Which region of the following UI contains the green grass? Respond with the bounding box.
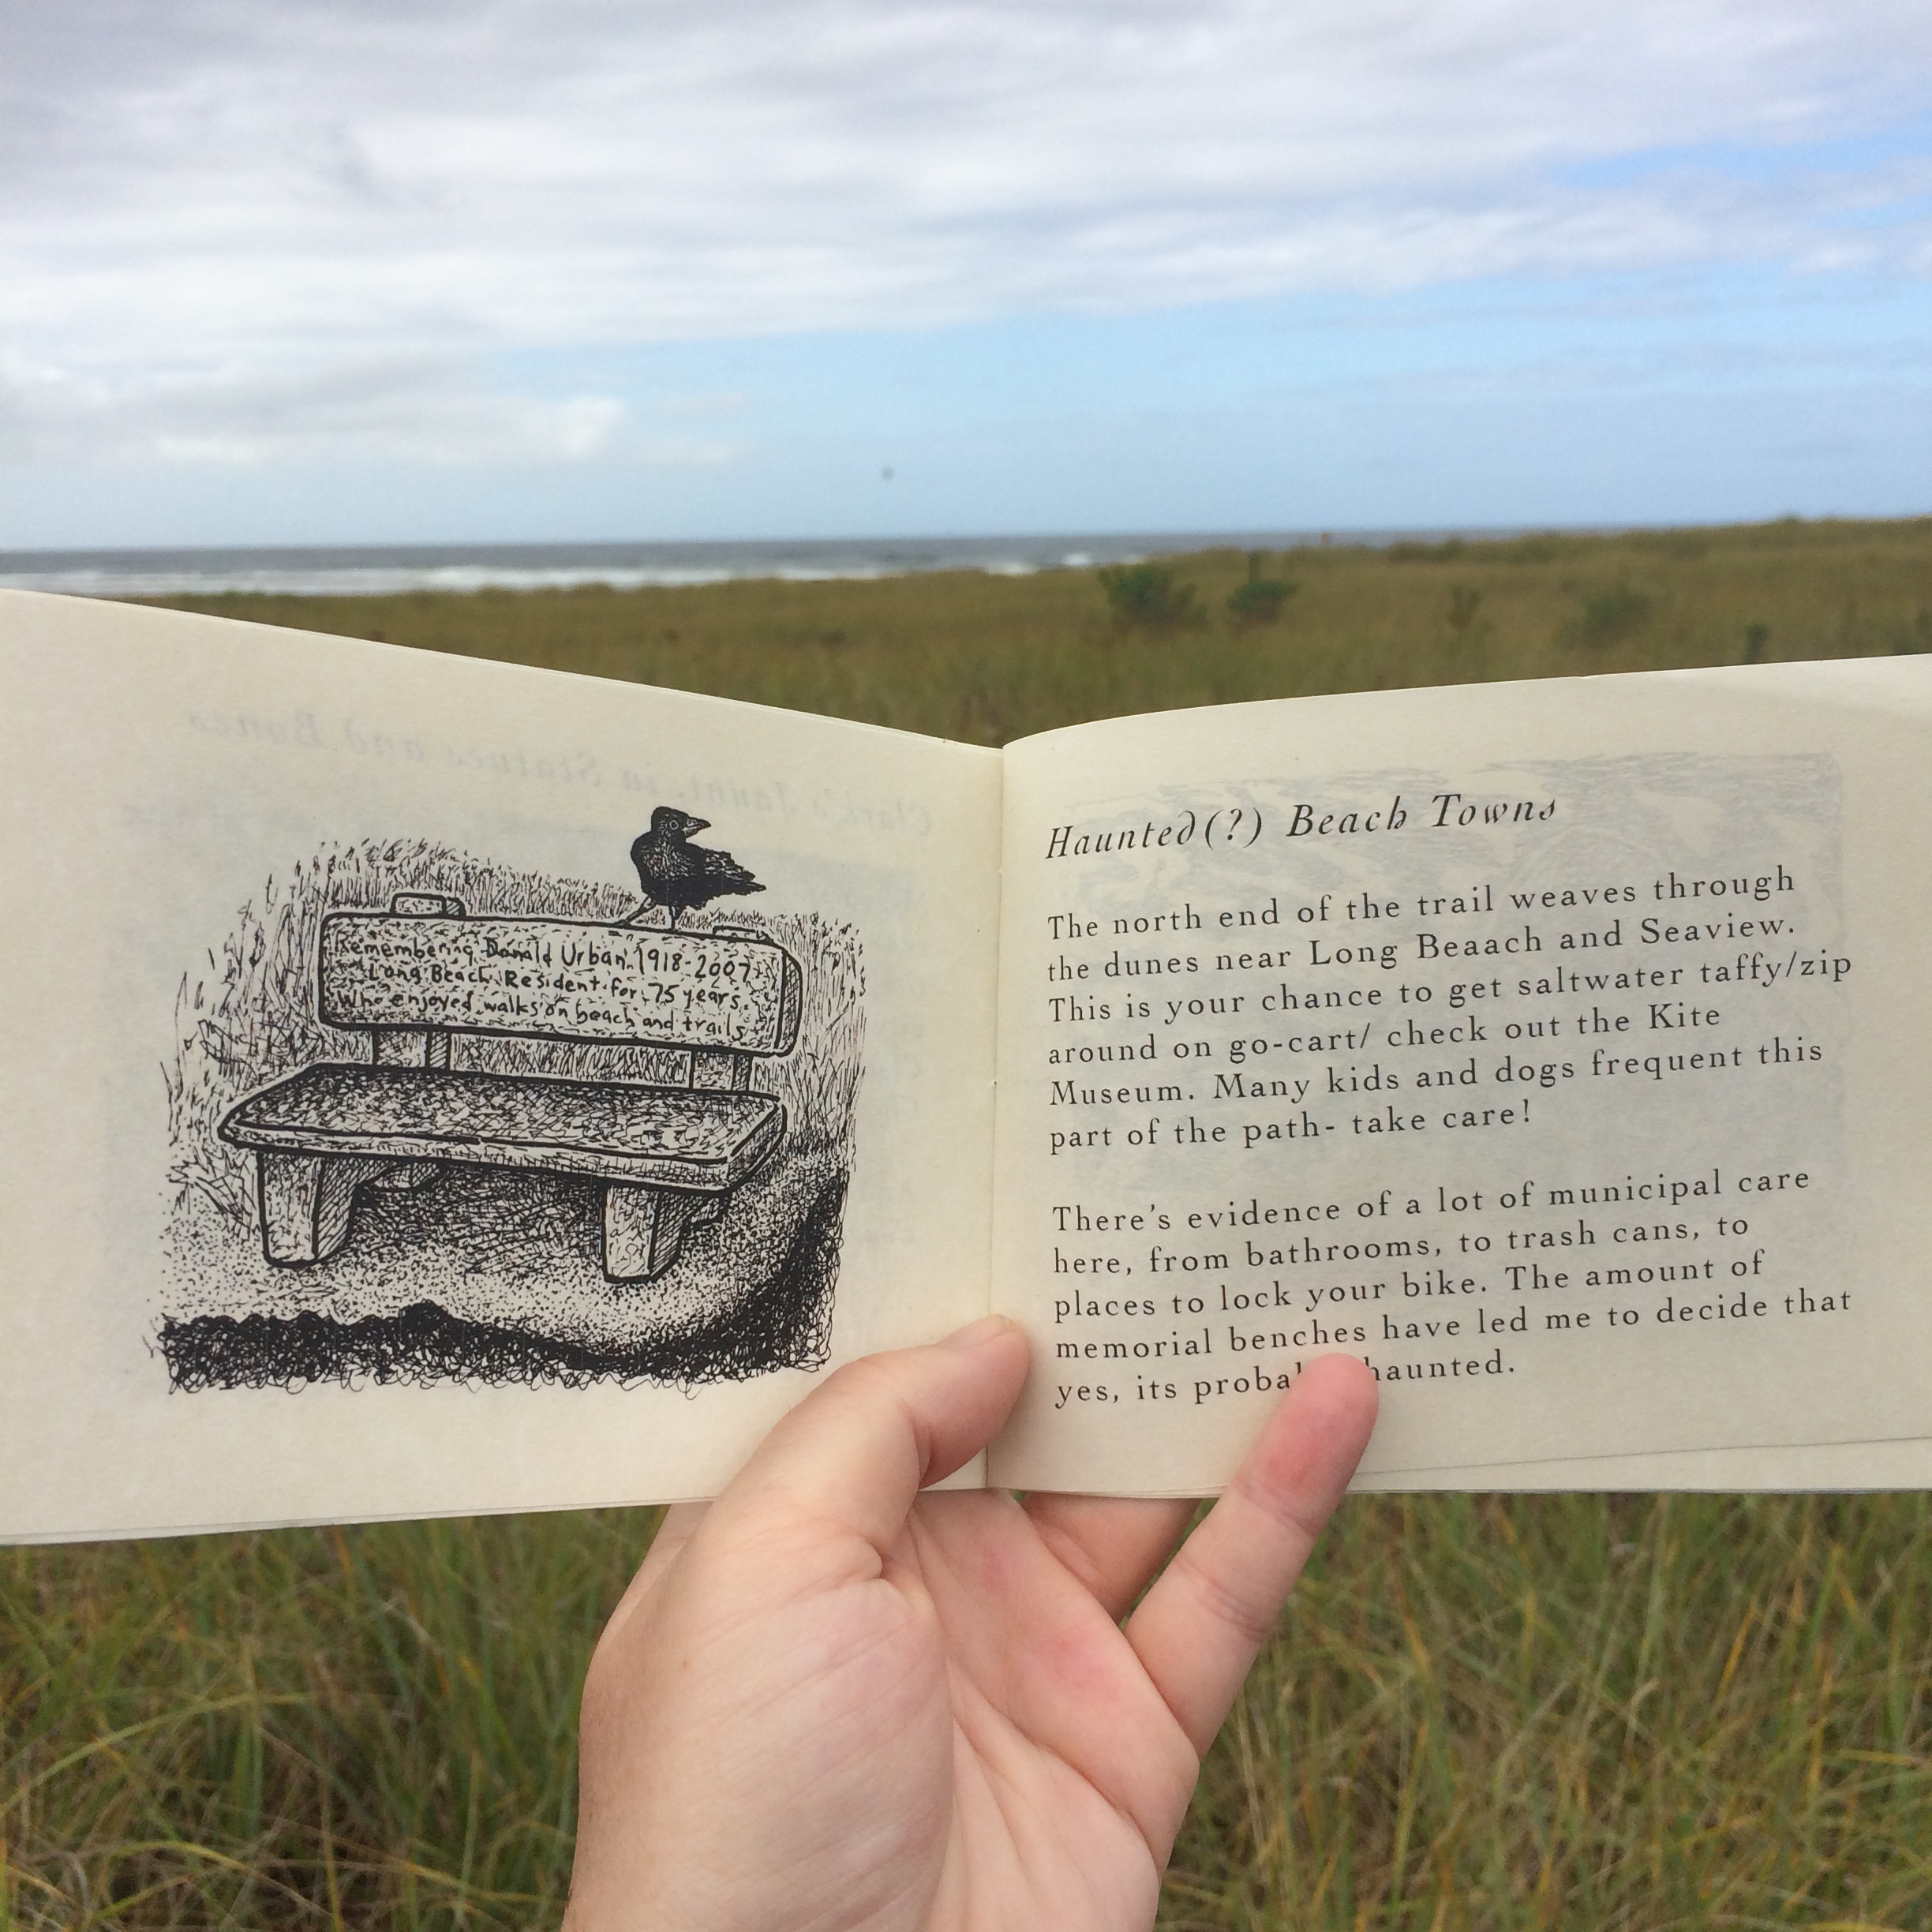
[8,515,1932,1927]
[133,514,1932,745]
[4,1517,638,1928]
[1177,1493,1932,1927]
[9,1498,1930,1928]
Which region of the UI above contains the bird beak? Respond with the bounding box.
[685,815,710,832]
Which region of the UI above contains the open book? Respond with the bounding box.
[3,589,1928,1543]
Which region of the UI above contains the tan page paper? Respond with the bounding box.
[0,592,1002,1542]
[989,658,1932,1493]
[1350,1436,1932,1493]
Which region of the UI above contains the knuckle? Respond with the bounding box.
[1172,1543,1276,1649]
[1229,1464,1328,1552]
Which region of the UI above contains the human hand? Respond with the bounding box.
[564,1318,1377,1932]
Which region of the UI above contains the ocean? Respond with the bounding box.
[0,530,1425,600]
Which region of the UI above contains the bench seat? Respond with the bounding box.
[220,1064,785,1279]
[223,1063,784,1189]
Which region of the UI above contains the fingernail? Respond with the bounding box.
[942,1314,1017,1352]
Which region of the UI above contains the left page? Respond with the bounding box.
[0,591,1002,1542]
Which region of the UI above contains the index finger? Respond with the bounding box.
[1024,1492,1196,1619]
[706,1315,1030,1562]
[598,1500,710,1645]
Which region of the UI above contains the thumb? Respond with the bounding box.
[706,1316,1031,1560]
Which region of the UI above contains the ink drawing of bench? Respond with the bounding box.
[219,893,803,1282]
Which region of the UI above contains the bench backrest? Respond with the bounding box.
[319,897,801,1058]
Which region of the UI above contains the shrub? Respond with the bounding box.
[1095,561,1206,635]
[1223,552,1297,631]
[1568,583,1654,647]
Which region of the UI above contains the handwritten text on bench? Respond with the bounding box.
[320,917,792,1051]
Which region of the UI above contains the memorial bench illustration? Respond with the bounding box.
[219,893,803,1281]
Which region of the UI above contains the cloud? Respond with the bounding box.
[2,0,1930,469]
[0,350,628,466]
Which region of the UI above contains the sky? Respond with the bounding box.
[3,0,1931,548]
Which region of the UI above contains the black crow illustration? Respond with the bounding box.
[628,807,764,928]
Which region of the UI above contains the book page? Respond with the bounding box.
[1350,1436,1932,1493]
[0,591,1001,1542]
[989,657,1932,1494]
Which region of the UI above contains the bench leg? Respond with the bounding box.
[602,1185,705,1281]
[256,1152,384,1266]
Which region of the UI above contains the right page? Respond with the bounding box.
[989,657,1932,1494]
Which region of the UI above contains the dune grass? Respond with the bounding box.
[10,1494,1930,1928]
[7,515,1932,1927]
[136,515,1932,746]
[4,1515,634,1928]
